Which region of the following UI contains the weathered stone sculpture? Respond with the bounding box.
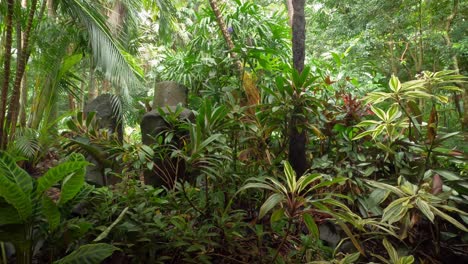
[140,81,193,187]
[84,94,123,142]
[83,94,123,185]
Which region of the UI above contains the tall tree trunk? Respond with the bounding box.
[47,0,55,17]
[18,74,28,127]
[442,0,466,133]
[292,0,305,73]
[417,0,424,73]
[208,0,243,73]
[5,0,39,145]
[107,0,126,35]
[208,0,259,109]
[286,0,293,26]
[0,0,15,149]
[18,0,28,127]
[289,0,308,176]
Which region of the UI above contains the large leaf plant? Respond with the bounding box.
[0,151,114,264]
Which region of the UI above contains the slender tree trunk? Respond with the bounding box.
[292,0,305,73]
[208,0,259,108]
[289,0,308,176]
[286,0,294,26]
[388,40,399,75]
[47,0,55,17]
[18,0,28,127]
[208,0,243,73]
[442,0,466,134]
[6,0,39,145]
[107,0,126,35]
[0,0,15,148]
[417,0,424,73]
[19,75,28,127]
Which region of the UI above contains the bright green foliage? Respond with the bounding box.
[371,239,415,264]
[0,0,466,263]
[238,160,348,219]
[367,177,468,234]
[0,152,90,264]
[54,243,118,264]
[309,252,360,264]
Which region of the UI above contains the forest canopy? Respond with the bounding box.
[0,0,467,263]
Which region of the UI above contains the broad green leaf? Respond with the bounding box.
[283,161,297,192]
[270,208,285,224]
[382,239,399,264]
[341,252,360,264]
[434,95,449,103]
[0,175,32,221]
[372,125,386,139]
[58,53,83,80]
[259,193,283,219]
[59,165,86,206]
[369,188,390,206]
[434,132,460,144]
[438,85,463,92]
[315,198,353,213]
[353,130,375,140]
[404,91,432,99]
[197,134,222,152]
[430,205,468,232]
[415,198,434,223]
[382,197,412,224]
[54,243,118,264]
[303,213,319,240]
[0,152,33,195]
[42,196,61,231]
[436,204,468,216]
[389,75,401,93]
[336,219,366,257]
[400,181,417,195]
[365,180,406,197]
[386,105,400,122]
[265,177,288,195]
[85,111,96,128]
[371,105,386,121]
[297,173,322,193]
[355,120,380,127]
[364,92,392,104]
[236,182,275,194]
[433,170,460,181]
[140,145,154,157]
[307,177,347,194]
[400,256,415,264]
[37,161,89,194]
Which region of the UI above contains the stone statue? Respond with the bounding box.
[83,94,123,185]
[140,81,194,187]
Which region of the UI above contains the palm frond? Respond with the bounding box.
[62,0,144,101]
[8,128,41,160]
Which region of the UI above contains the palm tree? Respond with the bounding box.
[3,0,147,134]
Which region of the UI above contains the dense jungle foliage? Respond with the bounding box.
[0,0,467,263]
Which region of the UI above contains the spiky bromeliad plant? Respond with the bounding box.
[0,152,117,264]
